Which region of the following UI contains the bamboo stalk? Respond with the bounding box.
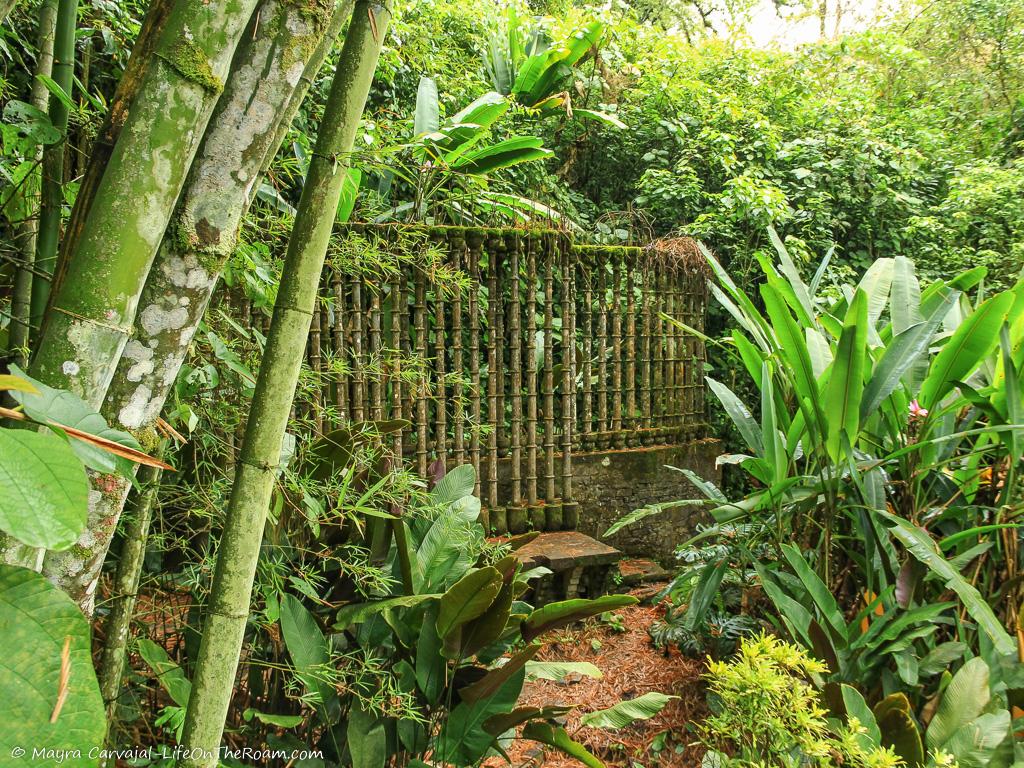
[434,252,448,467]
[486,237,500,512]
[414,266,429,478]
[509,233,523,509]
[177,6,390,761]
[369,287,383,421]
[390,271,403,457]
[580,251,593,451]
[543,234,556,505]
[451,233,466,464]
[468,232,483,497]
[641,263,653,442]
[597,261,609,439]
[611,258,624,446]
[525,235,539,509]
[560,240,575,527]
[625,259,637,442]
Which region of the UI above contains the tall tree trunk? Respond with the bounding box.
[52,0,176,278]
[26,0,261,409]
[0,0,19,26]
[37,0,354,613]
[28,0,77,343]
[176,5,391,763]
[8,0,58,364]
[96,463,162,718]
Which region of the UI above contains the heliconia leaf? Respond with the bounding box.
[430,464,477,505]
[451,136,552,175]
[279,594,335,711]
[521,595,638,642]
[579,692,678,729]
[781,544,846,642]
[436,567,503,645]
[860,287,958,420]
[823,290,868,460]
[925,657,990,749]
[840,684,880,749]
[857,258,894,327]
[413,76,439,137]
[880,512,1015,656]
[919,290,1014,410]
[525,660,603,682]
[573,108,626,129]
[137,639,191,707]
[459,644,541,702]
[521,722,604,768]
[685,558,729,629]
[484,705,573,736]
[334,594,441,630]
[706,377,763,455]
[891,256,923,336]
[805,327,833,379]
[768,225,815,326]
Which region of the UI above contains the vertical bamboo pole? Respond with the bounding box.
[625,257,637,445]
[560,239,576,529]
[451,232,466,465]
[414,267,429,478]
[653,270,665,434]
[468,232,484,498]
[369,288,383,421]
[664,271,677,437]
[351,273,366,421]
[542,233,559,530]
[434,250,448,469]
[640,262,654,444]
[525,235,540,526]
[509,233,524,513]
[332,270,348,421]
[310,303,323,432]
[580,251,594,451]
[597,261,609,444]
[390,271,403,458]
[486,238,500,531]
[611,258,624,448]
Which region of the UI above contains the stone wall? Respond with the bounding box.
[482,437,720,562]
[571,439,720,561]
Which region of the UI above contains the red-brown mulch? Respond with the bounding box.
[487,589,708,767]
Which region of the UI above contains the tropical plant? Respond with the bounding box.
[700,633,904,767]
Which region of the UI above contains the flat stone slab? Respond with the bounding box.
[617,558,669,585]
[513,531,622,572]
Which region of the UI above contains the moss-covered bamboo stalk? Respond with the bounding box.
[27,0,262,407]
[8,0,58,363]
[176,7,390,762]
[28,0,77,340]
[36,0,353,609]
[97,464,162,717]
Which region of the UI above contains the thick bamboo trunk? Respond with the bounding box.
[28,0,77,342]
[96,464,162,717]
[36,0,353,613]
[8,0,58,363]
[26,0,260,408]
[177,5,391,763]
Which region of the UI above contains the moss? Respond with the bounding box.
[128,424,162,456]
[159,38,223,93]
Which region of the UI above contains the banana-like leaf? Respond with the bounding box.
[452,136,552,175]
[280,594,335,711]
[685,558,729,629]
[525,660,603,681]
[579,692,677,729]
[891,256,923,336]
[521,722,604,768]
[459,644,541,703]
[768,225,816,326]
[484,705,574,736]
[348,700,387,768]
[925,657,991,749]
[823,290,868,459]
[414,76,439,137]
[861,287,958,420]
[841,684,881,747]
[881,513,1015,656]
[521,595,638,642]
[857,258,895,328]
[335,594,441,630]
[919,290,1014,409]
[437,567,503,646]
[573,108,626,129]
[430,464,477,505]
[874,693,925,767]
[706,377,763,455]
[781,544,847,642]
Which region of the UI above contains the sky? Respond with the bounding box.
[741,0,897,48]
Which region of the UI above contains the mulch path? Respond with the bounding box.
[488,588,708,767]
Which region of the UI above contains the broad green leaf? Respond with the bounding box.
[459,577,515,657]
[521,722,604,768]
[452,136,552,175]
[334,594,441,630]
[706,377,762,455]
[525,660,602,682]
[137,639,191,707]
[336,167,361,223]
[436,567,503,646]
[781,544,846,641]
[413,76,439,137]
[430,464,477,505]
[459,643,540,702]
[9,365,142,477]
[348,700,387,768]
[806,327,833,379]
[521,595,638,642]
[243,709,303,728]
[841,684,880,748]
[881,513,1015,656]
[891,256,923,336]
[279,594,335,711]
[484,705,574,736]
[857,258,894,327]
[919,291,1014,409]
[685,558,728,629]
[926,657,990,749]
[824,290,868,459]
[0,427,88,550]
[0,565,105,765]
[573,108,626,129]
[436,667,525,764]
[768,225,815,325]
[579,692,677,729]
[861,288,958,419]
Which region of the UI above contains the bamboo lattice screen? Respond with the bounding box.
[300,225,708,534]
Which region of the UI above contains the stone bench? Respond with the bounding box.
[509,530,622,603]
